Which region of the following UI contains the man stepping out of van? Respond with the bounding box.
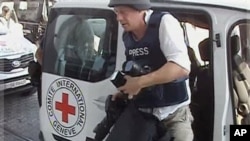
[109,0,194,140]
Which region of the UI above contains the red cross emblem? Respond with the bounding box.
[56,93,76,123]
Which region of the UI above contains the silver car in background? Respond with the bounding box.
[0,3,37,95]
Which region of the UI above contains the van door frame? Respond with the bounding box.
[209,7,250,141]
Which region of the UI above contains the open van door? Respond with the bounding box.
[40,0,250,141]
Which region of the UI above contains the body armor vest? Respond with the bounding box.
[123,12,188,108]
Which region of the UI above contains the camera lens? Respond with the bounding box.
[124,60,134,72]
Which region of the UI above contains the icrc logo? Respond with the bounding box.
[46,78,86,137]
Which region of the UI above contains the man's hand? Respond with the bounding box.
[117,75,142,99]
[35,46,43,65]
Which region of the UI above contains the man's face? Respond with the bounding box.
[114,6,143,32]
[2,8,11,18]
[5,10,11,18]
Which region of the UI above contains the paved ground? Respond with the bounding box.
[0,91,40,141]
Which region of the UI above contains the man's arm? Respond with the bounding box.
[138,61,189,88]
[35,46,43,65]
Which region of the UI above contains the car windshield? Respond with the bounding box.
[15,1,41,22]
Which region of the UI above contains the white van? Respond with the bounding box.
[40,0,250,141]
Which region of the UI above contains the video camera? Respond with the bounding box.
[110,60,152,88]
[93,60,153,141]
[122,60,152,77]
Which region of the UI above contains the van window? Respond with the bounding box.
[229,21,250,125]
[43,8,118,82]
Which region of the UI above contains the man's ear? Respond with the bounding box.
[141,11,147,24]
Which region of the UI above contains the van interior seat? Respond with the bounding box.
[198,39,211,63]
[54,16,81,76]
[231,35,250,124]
[55,16,96,80]
[187,46,201,93]
[243,47,250,63]
[191,38,214,141]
